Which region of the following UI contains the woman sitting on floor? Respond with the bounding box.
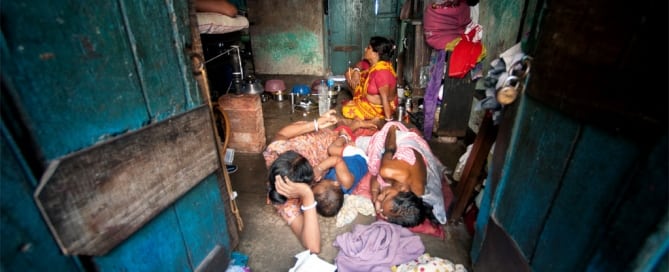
[342,36,399,121]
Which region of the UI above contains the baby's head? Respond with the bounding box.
[311,179,344,217]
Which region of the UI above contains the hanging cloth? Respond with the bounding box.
[448,24,484,78]
[422,50,446,140]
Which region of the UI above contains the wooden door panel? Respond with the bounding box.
[328,0,399,76]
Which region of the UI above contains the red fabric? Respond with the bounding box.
[464,205,478,236]
[409,219,445,239]
[356,60,371,70]
[353,127,378,137]
[334,125,356,142]
[351,172,372,200]
[448,35,483,78]
[423,4,471,50]
[375,215,445,239]
[366,69,397,95]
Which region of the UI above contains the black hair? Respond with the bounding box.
[267,151,314,204]
[369,36,396,62]
[313,180,344,217]
[385,191,438,227]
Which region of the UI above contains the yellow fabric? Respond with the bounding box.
[342,61,397,120]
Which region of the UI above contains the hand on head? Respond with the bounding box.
[275,175,312,200]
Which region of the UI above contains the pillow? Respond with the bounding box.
[197,12,249,34]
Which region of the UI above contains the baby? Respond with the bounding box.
[311,128,369,217]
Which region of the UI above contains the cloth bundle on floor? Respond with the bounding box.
[333,221,424,272]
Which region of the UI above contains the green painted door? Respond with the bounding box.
[327,0,401,75]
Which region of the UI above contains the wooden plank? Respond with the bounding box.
[34,105,220,256]
[1,0,149,160]
[0,132,80,271]
[437,72,476,137]
[492,96,580,255]
[121,0,196,120]
[449,110,497,222]
[531,126,644,270]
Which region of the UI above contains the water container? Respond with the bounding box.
[318,80,329,115]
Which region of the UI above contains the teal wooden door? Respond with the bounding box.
[1,0,234,270]
[471,0,668,271]
[327,0,401,75]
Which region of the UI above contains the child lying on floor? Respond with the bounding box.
[311,127,369,217]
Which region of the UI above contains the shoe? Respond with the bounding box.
[226,164,238,174]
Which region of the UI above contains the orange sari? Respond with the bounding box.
[342,61,397,120]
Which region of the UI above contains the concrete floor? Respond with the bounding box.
[225,75,472,271]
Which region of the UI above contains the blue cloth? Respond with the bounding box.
[323,154,368,194]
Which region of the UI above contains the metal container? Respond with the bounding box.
[405,97,413,112]
[272,90,288,101]
[396,105,406,122]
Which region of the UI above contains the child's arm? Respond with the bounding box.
[314,156,339,181]
[333,157,355,190]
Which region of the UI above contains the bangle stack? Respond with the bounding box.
[301,201,318,211]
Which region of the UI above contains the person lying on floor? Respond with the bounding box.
[310,127,369,217]
[264,110,378,253]
[363,122,450,228]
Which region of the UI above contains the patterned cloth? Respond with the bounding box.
[263,129,338,224]
[342,61,398,120]
[392,253,467,272]
[335,194,375,227]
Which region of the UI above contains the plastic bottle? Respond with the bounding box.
[327,78,335,105]
[318,79,329,115]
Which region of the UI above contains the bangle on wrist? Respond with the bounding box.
[353,68,360,72]
[313,119,319,132]
[301,201,318,211]
[339,134,350,143]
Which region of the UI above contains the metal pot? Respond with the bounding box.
[241,79,264,95]
[272,90,288,101]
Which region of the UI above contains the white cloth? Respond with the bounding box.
[289,250,336,272]
[197,12,249,34]
[335,194,375,227]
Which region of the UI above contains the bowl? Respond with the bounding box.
[265,79,286,93]
[291,84,311,95]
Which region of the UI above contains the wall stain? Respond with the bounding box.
[253,27,322,74]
